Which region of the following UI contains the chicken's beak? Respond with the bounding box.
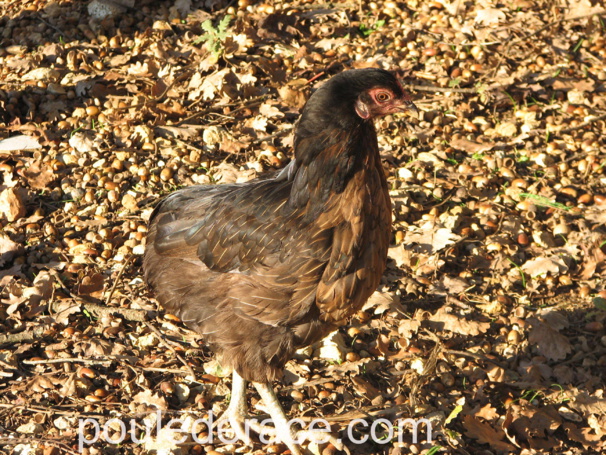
[398,100,419,119]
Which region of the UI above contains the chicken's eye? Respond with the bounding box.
[376,91,391,102]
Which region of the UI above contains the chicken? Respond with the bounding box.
[143,68,417,454]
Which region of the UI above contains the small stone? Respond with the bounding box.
[132,244,145,255]
[121,193,138,211]
[495,122,517,137]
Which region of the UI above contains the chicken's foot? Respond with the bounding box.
[213,370,253,446]
[253,381,350,455]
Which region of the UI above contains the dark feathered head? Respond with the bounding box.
[296,68,417,138]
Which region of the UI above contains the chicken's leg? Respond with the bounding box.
[252,382,350,455]
[214,370,253,445]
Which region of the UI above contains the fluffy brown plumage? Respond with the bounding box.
[144,68,416,452]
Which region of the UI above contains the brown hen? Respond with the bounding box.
[144,68,417,453]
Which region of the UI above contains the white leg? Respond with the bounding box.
[214,370,253,445]
[253,382,349,455]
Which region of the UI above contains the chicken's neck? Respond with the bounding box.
[287,120,383,216]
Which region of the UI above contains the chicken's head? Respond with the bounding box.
[352,73,418,120]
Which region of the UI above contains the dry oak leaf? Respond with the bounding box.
[427,307,490,336]
[563,422,602,449]
[0,233,21,267]
[0,264,22,286]
[536,309,569,330]
[22,271,54,309]
[154,124,203,140]
[398,318,422,339]
[0,188,26,222]
[68,131,95,153]
[317,330,347,363]
[404,221,460,255]
[507,404,562,451]
[578,234,606,280]
[463,415,515,453]
[362,290,400,315]
[0,135,42,152]
[278,84,307,109]
[470,403,500,421]
[521,256,568,278]
[20,160,57,190]
[133,389,168,411]
[569,390,606,417]
[189,68,229,101]
[495,121,518,137]
[78,272,105,298]
[430,274,470,295]
[351,375,381,400]
[51,299,82,326]
[527,319,572,361]
[476,299,505,316]
[568,0,605,18]
[258,102,284,118]
[387,244,414,268]
[450,137,495,154]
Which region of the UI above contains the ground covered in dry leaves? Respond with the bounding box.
[0,0,605,454]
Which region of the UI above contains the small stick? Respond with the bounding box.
[53,272,151,322]
[306,71,326,84]
[0,325,54,346]
[513,112,606,142]
[22,358,113,366]
[144,321,197,381]
[406,84,479,94]
[0,437,78,455]
[176,94,271,126]
[508,10,606,47]
[141,366,209,376]
[77,301,150,322]
[492,9,606,77]
[556,112,606,135]
[444,349,510,370]
[105,254,133,305]
[252,125,294,145]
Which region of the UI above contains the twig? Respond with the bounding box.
[252,125,294,145]
[152,68,196,103]
[306,71,326,84]
[0,437,79,455]
[176,94,271,126]
[556,112,606,135]
[514,112,606,143]
[405,84,479,94]
[141,366,208,376]
[0,403,110,421]
[0,292,151,347]
[492,9,606,77]
[53,272,151,322]
[444,349,510,370]
[0,403,57,415]
[0,325,54,346]
[35,13,66,37]
[22,358,113,366]
[561,151,606,164]
[315,404,411,423]
[143,321,197,381]
[104,255,133,305]
[73,300,151,322]
[508,10,606,47]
